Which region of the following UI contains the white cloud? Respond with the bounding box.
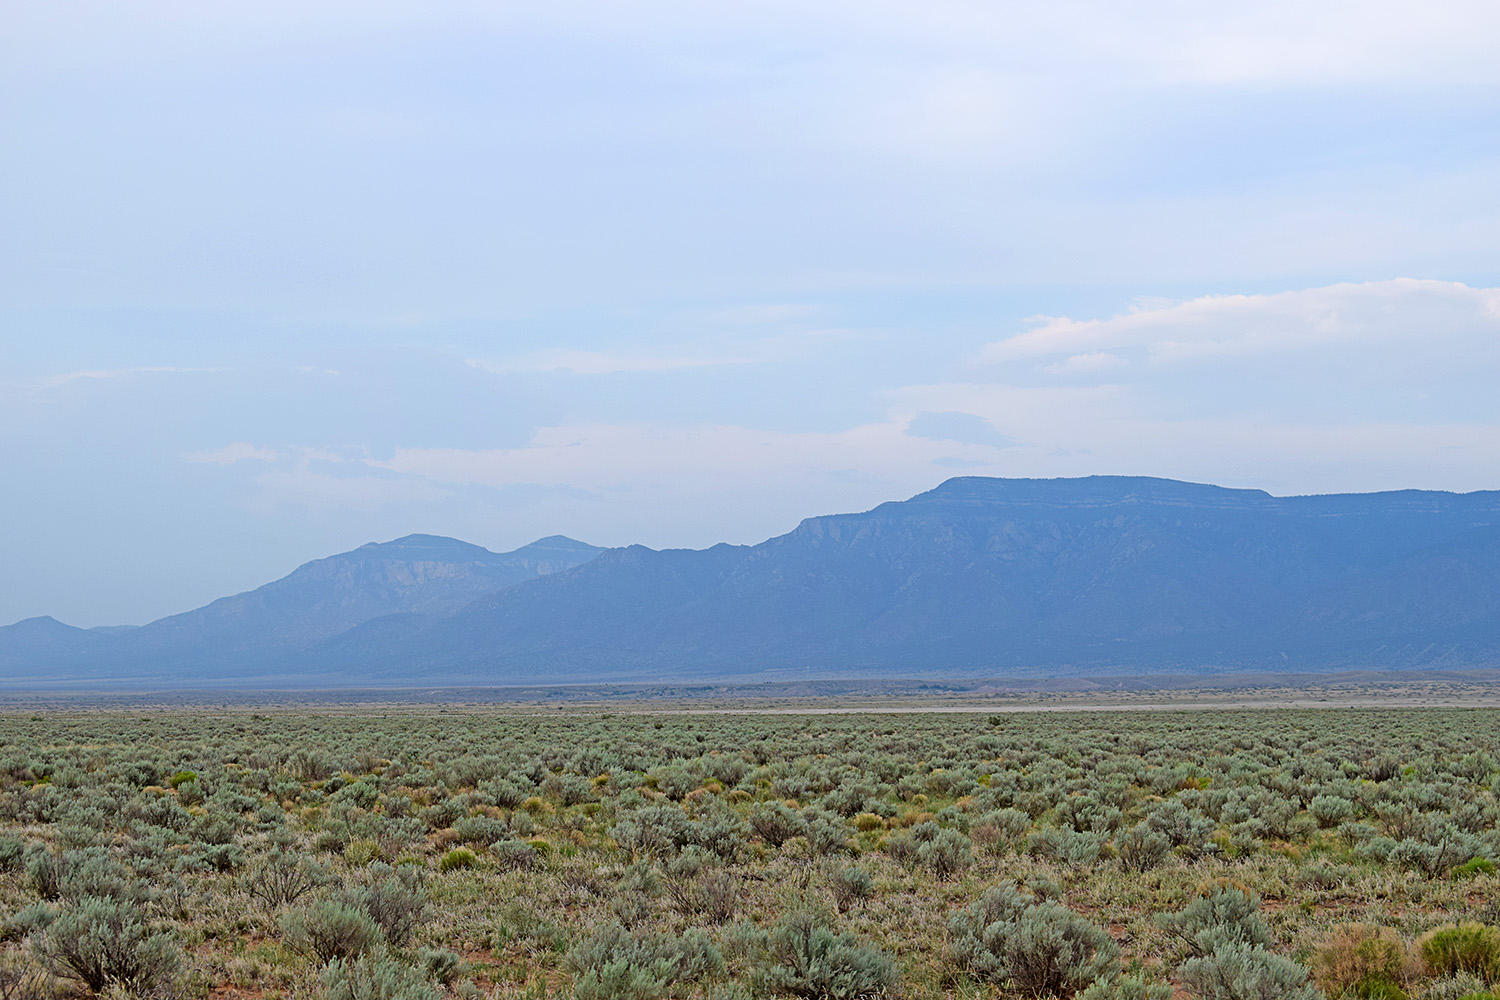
[185,443,455,513]
[710,303,824,325]
[185,442,281,465]
[889,380,1500,494]
[28,2,1500,89]
[371,421,990,491]
[1041,351,1126,375]
[466,326,860,377]
[355,400,1500,542]
[466,351,757,376]
[983,279,1500,367]
[35,366,223,389]
[360,421,1016,545]
[245,467,452,514]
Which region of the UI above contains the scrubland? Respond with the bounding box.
[2,707,1499,999]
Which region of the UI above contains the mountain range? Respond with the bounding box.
[5,475,1500,688]
[0,533,602,687]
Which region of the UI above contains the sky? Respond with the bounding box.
[4,1,1500,626]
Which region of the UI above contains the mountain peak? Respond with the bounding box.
[2,615,79,633]
[350,534,499,561]
[509,535,601,555]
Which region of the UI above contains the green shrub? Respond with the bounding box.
[883,828,921,867]
[345,838,383,866]
[1312,924,1418,999]
[244,854,327,909]
[491,838,539,871]
[175,778,205,807]
[1179,942,1320,1000]
[664,861,739,924]
[6,901,57,941]
[1390,835,1475,877]
[972,808,1032,852]
[917,827,972,880]
[1117,822,1169,871]
[439,847,477,872]
[1420,924,1500,983]
[315,829,349,854]
[832,865,875,912]
[1056,830,1103,870]
[33,895,180,995]
[323,951,441,1000]
[950,888,1118,998]
[611,805,695,856]
[0,837,25,872]
[1160,888,1273,956]
[452,814,508,846]
[282,898,383,963]
[343,862,427,948]
[26,850,64,900]
[756,911,897,1000]
[489,902,567,955]
[416,947,465,985]
[1144,798,1215,855]
[1076,974,1173,999]
[1420,973,1491,1000]
[573,959,672,1000]
[567,923,724,999]
[1310,795,1355,828]
[1455,858,1498,879]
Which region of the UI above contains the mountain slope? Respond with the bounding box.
[8,476,1500,688]
[313,476,1500,682]
[0,616,113,662]
[0,534,602,684]
[137,533,602,646]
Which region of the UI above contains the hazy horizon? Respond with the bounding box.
[6,2,1500,626]
[13,472,1500,631]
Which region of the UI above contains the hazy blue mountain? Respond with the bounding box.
[136,533,602,646]
[6,476,1500,688]
[0,616,113,661]
[310,476,1500,683]
[0,534,602,685]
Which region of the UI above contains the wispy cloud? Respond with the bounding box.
[465,351,757,376]
[35,366,224,390]
[905,411,1016,449]
[1041,352,1127,375]
[709,303,824,326]
[982,279,1500,368]
[185,443,281,465]
[465,326,860,377]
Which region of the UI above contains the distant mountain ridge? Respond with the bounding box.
[0,533,603,685]
[139,533,603,644]
[5,476,1500,688]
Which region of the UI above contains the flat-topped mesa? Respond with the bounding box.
[908,475,1275,508]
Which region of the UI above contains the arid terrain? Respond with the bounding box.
[3,694,1500,999]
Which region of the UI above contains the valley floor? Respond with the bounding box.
[2,703,1499,998]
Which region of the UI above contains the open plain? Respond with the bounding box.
[4,691,1500,999]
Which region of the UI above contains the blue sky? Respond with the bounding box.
[4,1,1500,626]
